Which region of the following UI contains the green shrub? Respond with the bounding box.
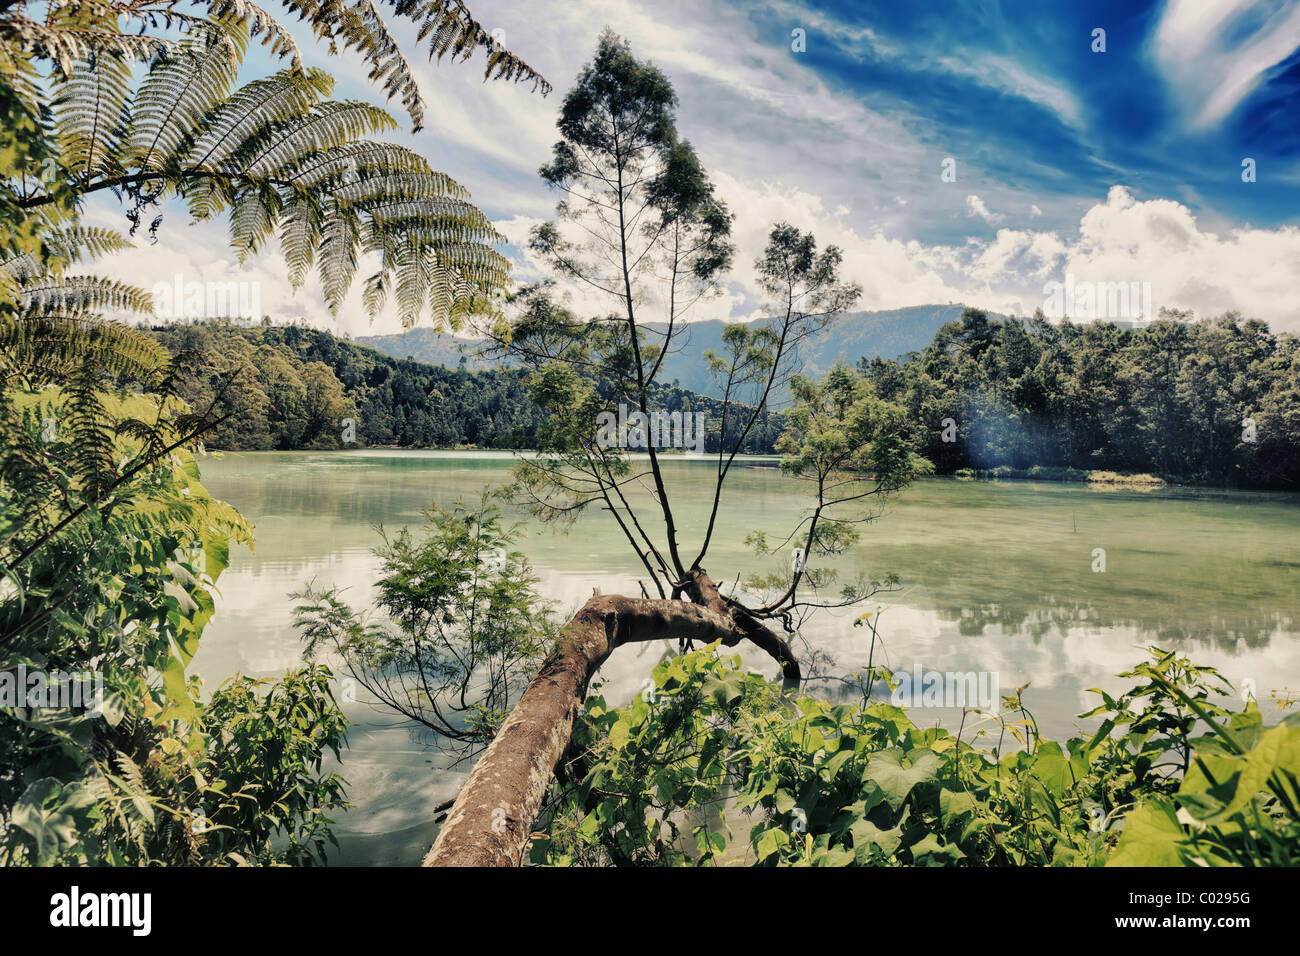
[535,646,1297,866]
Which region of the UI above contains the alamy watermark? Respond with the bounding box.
[1042,273,1152,322]
[890,665,1000,714]
[595,404,707,454]
[50,886,151,936]
[0,665,105,714]
[152,274,261,323]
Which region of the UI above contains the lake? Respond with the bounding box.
[195,449,1300,865]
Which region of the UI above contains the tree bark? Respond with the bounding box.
[685,569,801,691]
[423,585,800,866]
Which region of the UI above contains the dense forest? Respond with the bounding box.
[150,321,545,449]
[149,310,1300,491]
[147,321,785,454]
[863,308,1300,490]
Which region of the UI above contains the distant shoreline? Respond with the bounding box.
[951,465,1167,487]
[200,447,1300,495]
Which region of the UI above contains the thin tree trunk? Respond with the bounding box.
[424,586,800,866]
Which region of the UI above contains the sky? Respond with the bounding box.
[88,0,1300,335]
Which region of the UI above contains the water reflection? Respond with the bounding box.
[194,451,1300,864]
[927,597,1295,652]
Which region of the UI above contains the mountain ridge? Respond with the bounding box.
[357,304,986,397]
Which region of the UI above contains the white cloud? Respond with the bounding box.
[937,54,1084,129]
[88,179,1300,336]
[690,174,957,314]
[965,194,1004,225]
[680,180,1300,329]
[969,229,1064,284]
[1057,185,1300,324]
[1152,0,1300,129]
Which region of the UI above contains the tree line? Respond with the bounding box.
[147,320,785,454]
[861,308,1300,490]
[149,309,1299,491]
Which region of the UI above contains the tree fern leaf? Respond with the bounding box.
[52,50,132,188]
[184,69,331,170]
[125,23,246,174]
[240,100,396,177]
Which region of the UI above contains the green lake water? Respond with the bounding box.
[195,450,1300,865]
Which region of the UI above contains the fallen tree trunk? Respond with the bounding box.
[424,578,799,866]
[686,569,800,691]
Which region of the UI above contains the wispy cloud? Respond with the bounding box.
[1152,0,1300,129]
[966,195,1005,226]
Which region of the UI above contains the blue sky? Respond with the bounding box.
[92,0,1300,333]
[773,0,1300,236]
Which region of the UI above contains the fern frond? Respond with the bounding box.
[394,0,550,90]
[277,196,320,286]
[333,171,471,206]
[240,100,397,177]
[0,314,167,386]
[125,23,246,174]
[4,0,547,134]
[204,0,304,67]
[360,269,388,316]
[15,5,519,330]
[1,15,169,76]
[40,226,133,269]
[390,236,430,326]
[18,274,154,319]
[317,212,359,309]
[183,69,333,171]
[229,189,278,259]
[51,50,132,188]
[284,142,446,191]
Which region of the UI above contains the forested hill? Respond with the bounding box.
[147,322,782,453]
[357,304,974,395]
[863,309,1300,489]
[352,326,499,372]
[149,309,1300,490]
[150,322,542,449]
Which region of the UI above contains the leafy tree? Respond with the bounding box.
[430,36,924,866]
[299,360,353,445]
[0,351,352,863]
[145,319,781,453]
[294,498,554,761]
[861,307,1300,489]
[0,0,548,864]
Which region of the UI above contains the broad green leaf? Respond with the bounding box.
[1030,740,1073,797]
[1107,799,1187,867]
[608,720,631,751]
[909,833,965,866]
[821,749,854,778]
[849,815,904,860]
[864,748,940,810]
[939,788,977,821]
[159,654,197,722]
[755,827,787,862]
[163,579,199,616]
[11,778,90,862]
